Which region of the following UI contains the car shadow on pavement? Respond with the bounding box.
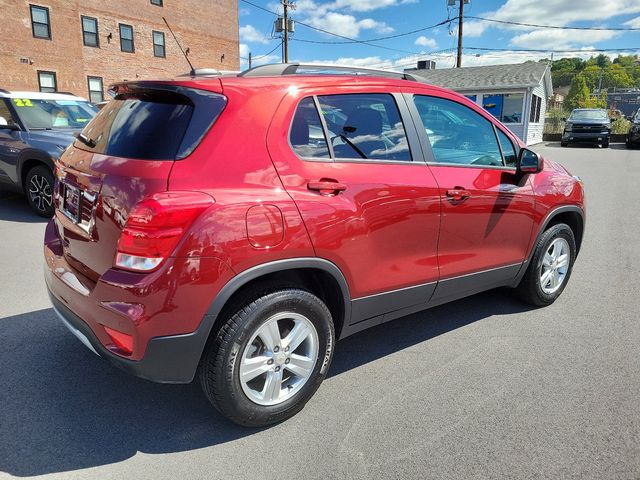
[0,191,49,223]
[0,289,530,477]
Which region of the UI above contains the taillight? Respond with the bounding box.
[115,191,213,272]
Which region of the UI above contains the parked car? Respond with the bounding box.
[0,90,99,216]
[44,64,585,427]
[561,108,611,148]
[626,110,640,149]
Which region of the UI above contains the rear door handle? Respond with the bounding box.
[446,188,470,202]
[307,180,347,195]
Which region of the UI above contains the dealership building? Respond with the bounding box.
[0,0,239,102]
[406,62,553,145]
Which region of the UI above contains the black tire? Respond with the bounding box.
[199,288,335,427]
[516,223,576,307]
[602,139,610,148]
[25,165,54,217]
[560,141,568,147]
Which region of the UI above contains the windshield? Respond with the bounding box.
[569,110,609,122]
[10,98,98,130]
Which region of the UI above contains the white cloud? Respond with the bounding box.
[305,12,393,37]
[510,29,620,49]
[414,36,437,48]
[329,0,417,12]
[624,16,640,28]
[239,25,269,45]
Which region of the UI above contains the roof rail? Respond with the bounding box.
[239,62,419,82]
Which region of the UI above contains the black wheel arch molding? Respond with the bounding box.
[17,149,55,190]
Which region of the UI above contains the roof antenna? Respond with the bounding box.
[163,17,195,76]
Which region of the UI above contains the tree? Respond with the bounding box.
[602,64,634,89]
[565,74,591,111]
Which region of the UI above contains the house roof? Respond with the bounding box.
[406,62,552,93]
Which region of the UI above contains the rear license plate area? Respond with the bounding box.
[62,184,81,223]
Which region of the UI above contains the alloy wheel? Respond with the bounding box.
[28,174,52,213]
[539,237,570,295]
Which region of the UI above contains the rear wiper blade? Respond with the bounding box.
[75,132,96,148]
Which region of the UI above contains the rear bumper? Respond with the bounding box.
[44,218,234,383]
[562,131,610,143]
[48,290,205,383]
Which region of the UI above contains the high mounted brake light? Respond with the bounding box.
[115,191,214,272]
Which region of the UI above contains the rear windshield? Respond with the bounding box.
[74,85,226,160]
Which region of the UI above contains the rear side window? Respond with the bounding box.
[318,94,411,162]
[75,86,226,160]
[290,97,330,158]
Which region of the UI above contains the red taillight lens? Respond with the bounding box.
[104,326,133,355]
[115,191,213,272]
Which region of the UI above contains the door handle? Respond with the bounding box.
[446,188,470,202]
[307,180,347,195]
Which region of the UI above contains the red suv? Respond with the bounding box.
[44,64,585,426]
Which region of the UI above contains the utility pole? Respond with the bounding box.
[248,52,252,69]
[456,0,465,68]
[281,0,295,63]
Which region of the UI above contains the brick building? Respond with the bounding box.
[0,0,239,102]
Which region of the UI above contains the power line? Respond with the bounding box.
[465,46,640,53]
[239,0,429,56]
[466,16,640,31]
[240,41,283,61]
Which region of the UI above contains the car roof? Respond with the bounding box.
[0,90,89,101]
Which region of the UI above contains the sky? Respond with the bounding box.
[237,0,640,70]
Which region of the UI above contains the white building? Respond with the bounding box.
[406,62,553,145]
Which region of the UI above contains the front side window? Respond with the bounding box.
[0,100,19,128]
[81,16,98,47]
[482,93,524,124]
[414,95,503,166]
[30,5,51,39]
[496,129,517,167]
[87,76,103,103]
[289,97,330,159]
[153,31,165,58]
[37,71,57,93]
[316,93,412,161]
[119,24,134,52]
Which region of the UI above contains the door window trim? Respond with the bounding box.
[287,92,426,165]
[407,93,518,171]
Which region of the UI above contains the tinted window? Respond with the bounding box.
[289,97,330,159]
[414,95,503,166]
[316,94,412,162]
[75,87,226,160]
[497,129,517,167]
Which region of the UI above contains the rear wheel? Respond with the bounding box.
[199,288,335,427]
[516,223,576,307]
[560,141,568,147]
[602,139,610,148]
[25,165,54,217]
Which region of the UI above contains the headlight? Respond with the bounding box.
[564,122,573,132]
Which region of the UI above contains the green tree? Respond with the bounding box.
[602,64,634,89]
[565,74,591,110]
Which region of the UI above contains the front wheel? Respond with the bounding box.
[25,165,54,217]
[199,288,335,427]
[516,223,576,307]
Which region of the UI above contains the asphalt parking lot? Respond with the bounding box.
[0,143,638,480]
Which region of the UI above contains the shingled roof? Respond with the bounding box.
[406,62,552,92]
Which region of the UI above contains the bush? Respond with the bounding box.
[544,107,568,134]
[611,117,631,134]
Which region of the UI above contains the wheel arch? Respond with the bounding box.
[513,205,585,286]
[18,150,54,192]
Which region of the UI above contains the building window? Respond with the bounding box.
[482,93,524,124]
[87,77,103,103]
[38,71,57,93]
[153,31,165,57]
[119,24,134,53]
[30,5,51,39]
[150,0,163,5]
[81,16,99,47]
[529,94,543,123]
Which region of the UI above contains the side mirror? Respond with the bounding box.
[517,148,543,175]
